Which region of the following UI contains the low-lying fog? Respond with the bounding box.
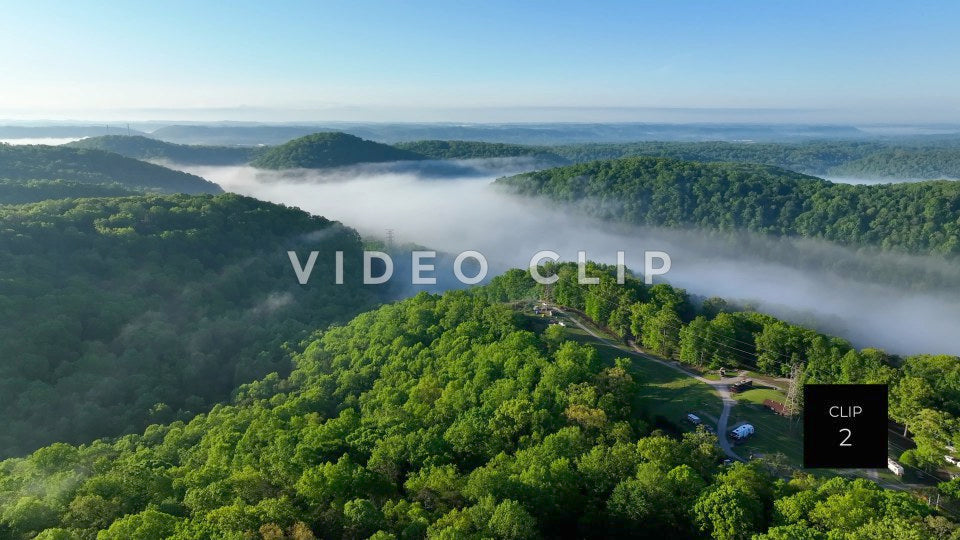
[824,176,955,185]
[0,137,83,145]
[178,160,960,357]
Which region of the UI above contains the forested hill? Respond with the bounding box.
[251,132,426,169]
[0,144,222,194]
[550,140,960,179]
[0,193,378,456]
[394,139,568,164]
[497,157,960,256]
[0,288,950,539]
[829,147,960,179]
[66,135,263,165]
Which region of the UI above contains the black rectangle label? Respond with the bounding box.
[803,384,888,468]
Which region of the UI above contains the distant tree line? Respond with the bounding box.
[393,140,567,164]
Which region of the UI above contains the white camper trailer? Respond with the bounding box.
[729,424,755,440]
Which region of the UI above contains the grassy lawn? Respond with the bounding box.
[550,311,826,473]
[727,402,804,464]
[733,387,787,405]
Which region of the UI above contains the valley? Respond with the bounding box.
[3,5,960,535]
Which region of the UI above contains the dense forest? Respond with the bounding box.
[251,133,426,170]
[0,179,137,204]
[0,144,222,194]
[0,194,379,456]
[549,141,960,179]
[393,140,567,164]
[549,141,877,176]
[379,139,960,179]
[830,147,960,179]
[66,136,263,166]
[497,157,960,256]
[0,289,953,539]
[484,263,960,474]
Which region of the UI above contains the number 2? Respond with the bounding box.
[839,428,852,447]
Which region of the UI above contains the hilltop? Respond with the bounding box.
[0,144,222,194]
[251,132,426,169]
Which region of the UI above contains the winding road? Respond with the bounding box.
[549,304,746,461]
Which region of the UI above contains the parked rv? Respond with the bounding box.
[729,424,755,440]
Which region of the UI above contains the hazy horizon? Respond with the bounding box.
[3,1,960,124]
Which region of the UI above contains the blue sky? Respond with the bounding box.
[1,1,958,123]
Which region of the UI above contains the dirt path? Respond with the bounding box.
[550,304,746,462]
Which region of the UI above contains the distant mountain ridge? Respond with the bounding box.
[250,132,426,169]
[0,125,150,138]
[142,122,873,146]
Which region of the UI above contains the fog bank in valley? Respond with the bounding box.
[179,160,960,357]
[0,137,83,145]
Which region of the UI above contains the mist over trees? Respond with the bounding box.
[497,156,960,256]
[1,123,959,538]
